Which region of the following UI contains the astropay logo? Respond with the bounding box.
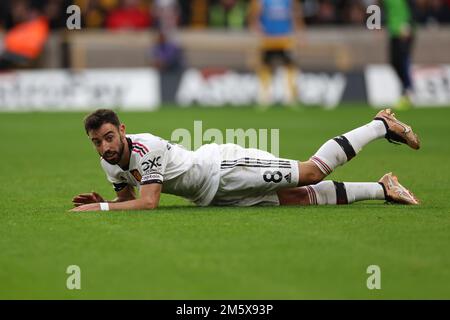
[171,121,280,157]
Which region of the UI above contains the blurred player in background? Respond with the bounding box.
[383,0,417,110]
[150,29,184,72]
[249,0,305,107]
[208,0,248,30]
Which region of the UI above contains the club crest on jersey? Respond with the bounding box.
[130,169,142,182]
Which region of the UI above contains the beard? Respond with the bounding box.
[102,138,125,165]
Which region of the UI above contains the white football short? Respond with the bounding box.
[210,144,299,206]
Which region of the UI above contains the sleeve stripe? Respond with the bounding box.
[132,147,145,157]
[132,144,148,156]
[141,179,163,185]
[133,142,149,153]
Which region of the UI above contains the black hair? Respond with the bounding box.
[84,109,121,135]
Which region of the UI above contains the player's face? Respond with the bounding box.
[89,123,126,165]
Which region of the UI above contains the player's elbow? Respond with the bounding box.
[141,199,158,210]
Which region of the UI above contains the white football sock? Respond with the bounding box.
[344,120,387,153]
[310,120,387,175]
[308,181,386,205]
[343,182,385,203]
[307,181,336,205]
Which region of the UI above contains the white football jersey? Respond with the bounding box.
[101,133,221,206]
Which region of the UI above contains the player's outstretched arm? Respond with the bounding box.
[70,184,161,212]
[71,185,135,207]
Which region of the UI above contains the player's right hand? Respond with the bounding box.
[72,192,105,207]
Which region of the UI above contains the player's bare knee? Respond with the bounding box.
[278,187,310,206]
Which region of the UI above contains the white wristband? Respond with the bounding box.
[99,202,110,211]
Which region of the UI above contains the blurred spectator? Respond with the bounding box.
[0,0,49,70]
[0,2,8,30]
[44,0,72,29]
[150,30,184,71]
[416,0,450,24]
[189,0,209,28]
[1,0,450,31]
[208,0,248,30]
[76,0,117,29]
[347,1,365,24]
[316,0,338,24]
[1,0,71,30]
[177,0,191,26]
[106,0,152,30]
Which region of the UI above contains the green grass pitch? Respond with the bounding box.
[0,105,449,299]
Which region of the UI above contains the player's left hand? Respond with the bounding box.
[69,203,101,212]
[72,192,104,206]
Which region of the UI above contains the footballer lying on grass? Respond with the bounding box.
[71,108,420,212]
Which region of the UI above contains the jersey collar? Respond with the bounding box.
[118,137,133,171]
